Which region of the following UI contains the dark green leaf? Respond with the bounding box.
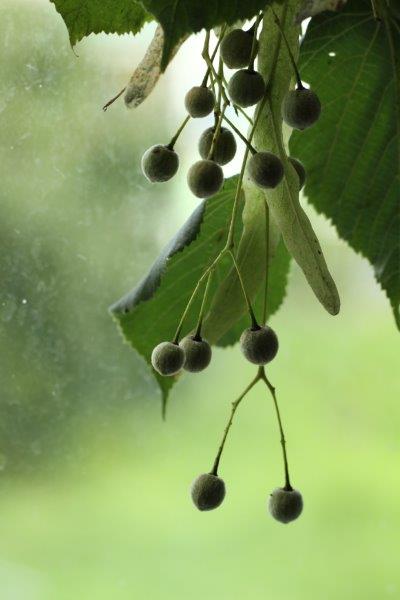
[290,0,400,327]
[141,0,277,70]
[50,0,151,46]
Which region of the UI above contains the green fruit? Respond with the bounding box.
[269,488,303,524]
[220,28,258,69]
[282,88,321,130]
[248,152,284,189]
[151,341,185,376]
[179,335,212,373]
[141,144,179,183]
[228,69,265,108]
[187,160,224,198]
[240,325,279,365]
[184,86,215,118]
[198,127,237,165]
[289,157,306,190]
[191,473,226,511]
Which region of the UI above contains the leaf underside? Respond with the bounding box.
[50,0,151,46]
[290,0,400,327]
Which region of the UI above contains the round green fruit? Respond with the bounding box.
[240,325,279,365]
[248,152,284,189]
[198,127,237,165]
[282,88,321,130]
[151,341,185,376]
[268,487,303,524]
[228,69,265,108]
[220,28,258,69]
[187,159,224,198]
[191,473,226,511]
[141,144,179,183]
[179,335,212,373]
[184,86,215,118]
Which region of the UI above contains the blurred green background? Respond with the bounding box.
[0,2,399,599]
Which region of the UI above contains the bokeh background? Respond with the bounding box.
[1,2,399,599]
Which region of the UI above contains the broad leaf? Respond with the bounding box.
[141,0,278,70]
[50,0,151,46]
[290,0,400,327]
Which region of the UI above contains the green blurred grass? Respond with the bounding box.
[0,2,399,599]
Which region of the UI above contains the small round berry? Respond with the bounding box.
[184,86,215,118]
[282,87,321,130]
[191,473,226,511]
[289,157,306,190]
[268,487,303,523]
[240,325,279,365]
[151,341,185,376]
[248,152,284,189]
[141,144,179,183]
[179,335,212,373]
[198,127,237,165]
[228,69,265,108]
[187,160,224,198]
[220,28,258,69]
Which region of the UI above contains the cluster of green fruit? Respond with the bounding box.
[191,473,303,524]
[151,323,278,377]
[145,17,315,524]
[141,24,320,202]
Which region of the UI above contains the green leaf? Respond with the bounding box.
[141,0,277,70]
[290,0,400,327]
[50,0,151,46]
[110,177,243,409]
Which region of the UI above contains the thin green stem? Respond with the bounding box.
[262,200,270,325]
[194,271,213,339]
[208,102,227,161]
[172,248,228,344]
[167,114,191,149]
[229,250,258,328]
[211,371,262,475]
[260,370,292,490]
[271,7,303,89]
[222,114,256,154]
[248,12,263,70]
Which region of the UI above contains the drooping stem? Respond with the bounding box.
[260,370,292,490]
[222,114,257,154]
[167,114,191,149]
[271,8,303,89]
[262,200,270,325]
[194,271,213,340]
[248,12,263,70]
[229,250,258,328]
[211,370,262,475]
[208,102,227,161]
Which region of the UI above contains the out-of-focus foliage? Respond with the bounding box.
[0,3,399,600]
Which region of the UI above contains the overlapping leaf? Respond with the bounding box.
[50,0,151,46]
[140,0,278,69]
[290,0,400,327]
